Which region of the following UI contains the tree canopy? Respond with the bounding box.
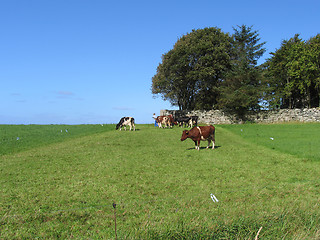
[217,25,266,117]
[152,26,320,115]
[265,34,320,109]
[152,27,232,110]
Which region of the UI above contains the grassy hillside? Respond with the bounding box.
[0,124,319,239]
[0,124,114,156]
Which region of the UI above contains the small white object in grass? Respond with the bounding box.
[270,137,274,140]
[16,137,20,140]
[210,193,219,202]
[65,129,68,133]
[241,129,243,132]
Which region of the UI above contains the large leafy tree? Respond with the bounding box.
[264,36,299,109]
[266,34,320,108]
[217,25,266,118]
[152,27,232,110]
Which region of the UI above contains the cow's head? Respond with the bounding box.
[181,130,189,141]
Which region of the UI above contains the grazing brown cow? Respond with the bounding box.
[156,116,170,128]
[156,115,176,128]
[181,125,215,150]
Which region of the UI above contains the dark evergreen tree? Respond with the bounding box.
[217,25,266,118]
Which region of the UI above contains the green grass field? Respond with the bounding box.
[220,123,320,162]
[1,123,319,239]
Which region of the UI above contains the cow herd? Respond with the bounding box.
[155,115,199,129]
[115,115,215,151]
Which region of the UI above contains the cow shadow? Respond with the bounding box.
[115,129,141,131]
[186,145,221,150]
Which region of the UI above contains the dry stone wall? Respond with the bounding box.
[161,108,320,124]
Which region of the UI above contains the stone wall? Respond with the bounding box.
[160,108,320,124]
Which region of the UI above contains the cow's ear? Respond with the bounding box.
[185,130,189,135]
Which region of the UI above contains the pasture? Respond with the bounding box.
[0,123,319,239]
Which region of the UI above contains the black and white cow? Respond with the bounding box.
[188,116,199,128]
[116,117,135,131]
[176,116,199,128]
[175,116,191,128]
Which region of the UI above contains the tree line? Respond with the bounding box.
[151,25,320,118]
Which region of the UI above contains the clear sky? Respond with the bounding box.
[1,0,319,124]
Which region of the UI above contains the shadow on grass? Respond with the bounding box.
[114,129,141,131]
[186,145,221,151]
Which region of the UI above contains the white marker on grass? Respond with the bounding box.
[210,193,219,202]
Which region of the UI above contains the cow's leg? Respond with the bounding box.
[129,124,132,131]
[212,133,215,149]
[194,141,198,150]
[197,140,200,150]
[124,126,127,131]
[206,140,211,149]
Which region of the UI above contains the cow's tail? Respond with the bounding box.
[212,125,216,149]
[212,125,216,139]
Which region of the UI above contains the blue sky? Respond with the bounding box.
[1,0,319,124]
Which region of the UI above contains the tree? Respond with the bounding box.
[306,34,320,107]
[217,25,266,118]
[151,27,232,110]
[265,34,320,109]
[266,35,305,109]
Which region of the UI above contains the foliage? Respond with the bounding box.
[152,27,232,110]
[265,34,320,109]
[152,25,266,118]
[152,26,320,112]
[1,124,320,239]
[218,25,266,118]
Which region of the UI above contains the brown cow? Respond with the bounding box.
[156,116,170,128]
[181,125,215,150]
[156,115,176,128]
